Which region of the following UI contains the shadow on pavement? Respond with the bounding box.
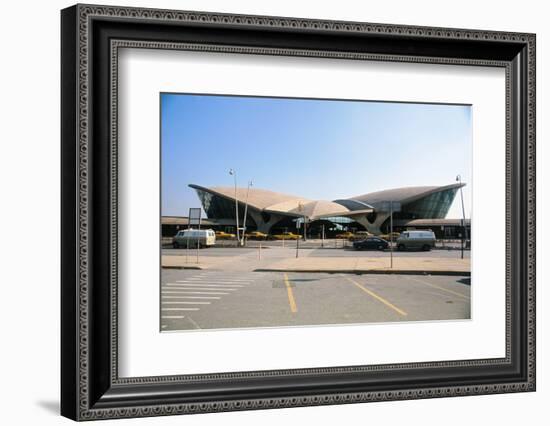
[457,277,471,286]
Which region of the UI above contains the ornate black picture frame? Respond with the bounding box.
[61,4,535,421]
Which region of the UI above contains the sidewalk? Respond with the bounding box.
[254,256,470,275]
[162,253,470,275]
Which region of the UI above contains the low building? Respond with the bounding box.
[161,216,217,238]
[391,218,471,239]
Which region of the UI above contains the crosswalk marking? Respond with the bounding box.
[173,282,245,287]
[162,296,221,299]
[184,279,252,283]
[163,308,200,311]
[161,272,259,329]
[162,291,230,295]
[174,282,247,285]
[162,288,233,291]
[162,285,233,291]
[166,286,240,290]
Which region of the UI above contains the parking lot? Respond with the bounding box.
[160,269,470,331]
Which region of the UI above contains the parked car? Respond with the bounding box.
[353,237,389,251]
[245,231,268,240]
[335,231,355,239]
[350,230,373,241]
[396,230,436,251]
[378,232,401,240]
[215,231,235,240]
[271,232,301,240]
[173,229,216,248]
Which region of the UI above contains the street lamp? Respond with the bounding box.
[242,180,253,246]
[456,174,466,260]
[229,169,239,247]
[296,202,303,258]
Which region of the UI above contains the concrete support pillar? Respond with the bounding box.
[354,213,390,235]
[248,210,284,234]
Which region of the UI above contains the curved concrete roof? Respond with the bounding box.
[189,183,462,219]
[189,184,370,219]
[350,183,465,205]
[189,184,310,211]
[286,200,354,218]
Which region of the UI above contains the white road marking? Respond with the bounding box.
[170,281,246,288]
[184,278,252,283]
[161,291,229,295]
[162,296,221,299]
[173,282,244,287]
[165,286,238,291]
[162,308,200,311]
[178,281,250,285]
[406,276,470,300]
[159,273,256,324]
[186,316,201,330]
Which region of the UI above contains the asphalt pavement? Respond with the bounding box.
[160,270,471,331]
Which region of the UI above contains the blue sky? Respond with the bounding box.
[161,93,472,219]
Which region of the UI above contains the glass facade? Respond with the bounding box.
[303,217,363,233]
[333,199,373,211]
[196,189,236,219]
[322,216,354,225]
[195,189,255,226]
[271,217,366,236]
[397,188,458,220]
[380,188,459,231]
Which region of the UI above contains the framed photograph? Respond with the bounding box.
[61,4,536,421]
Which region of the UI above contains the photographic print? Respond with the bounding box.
[160,93,472,332]
[61,6,535,418]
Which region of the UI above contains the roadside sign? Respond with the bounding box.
[188,208,202,227]
[188,207,202,264]
[378,201,401,269]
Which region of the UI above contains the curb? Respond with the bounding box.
[253,269,470,276]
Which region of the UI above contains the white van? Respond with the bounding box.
[396,230,436,251]
[173,229,216,248]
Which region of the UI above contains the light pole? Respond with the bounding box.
[456,175,466,260]
[296,202,303,258]
[390,200,394,268]
[229,169,239,247]
[242,180,253,246]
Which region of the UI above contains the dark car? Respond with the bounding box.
[353,237,389,251]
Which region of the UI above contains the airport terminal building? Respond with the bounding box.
[162,183,470,239]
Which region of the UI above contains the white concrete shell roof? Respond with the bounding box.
[350,183,465,206]
[189,183,463,219]
[189,184,310,211]
[189,184,370,219]
[283,200,356,218]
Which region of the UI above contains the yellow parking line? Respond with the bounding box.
[345,276,407,316]
[284,273,298,313]
[408,276,469,300]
